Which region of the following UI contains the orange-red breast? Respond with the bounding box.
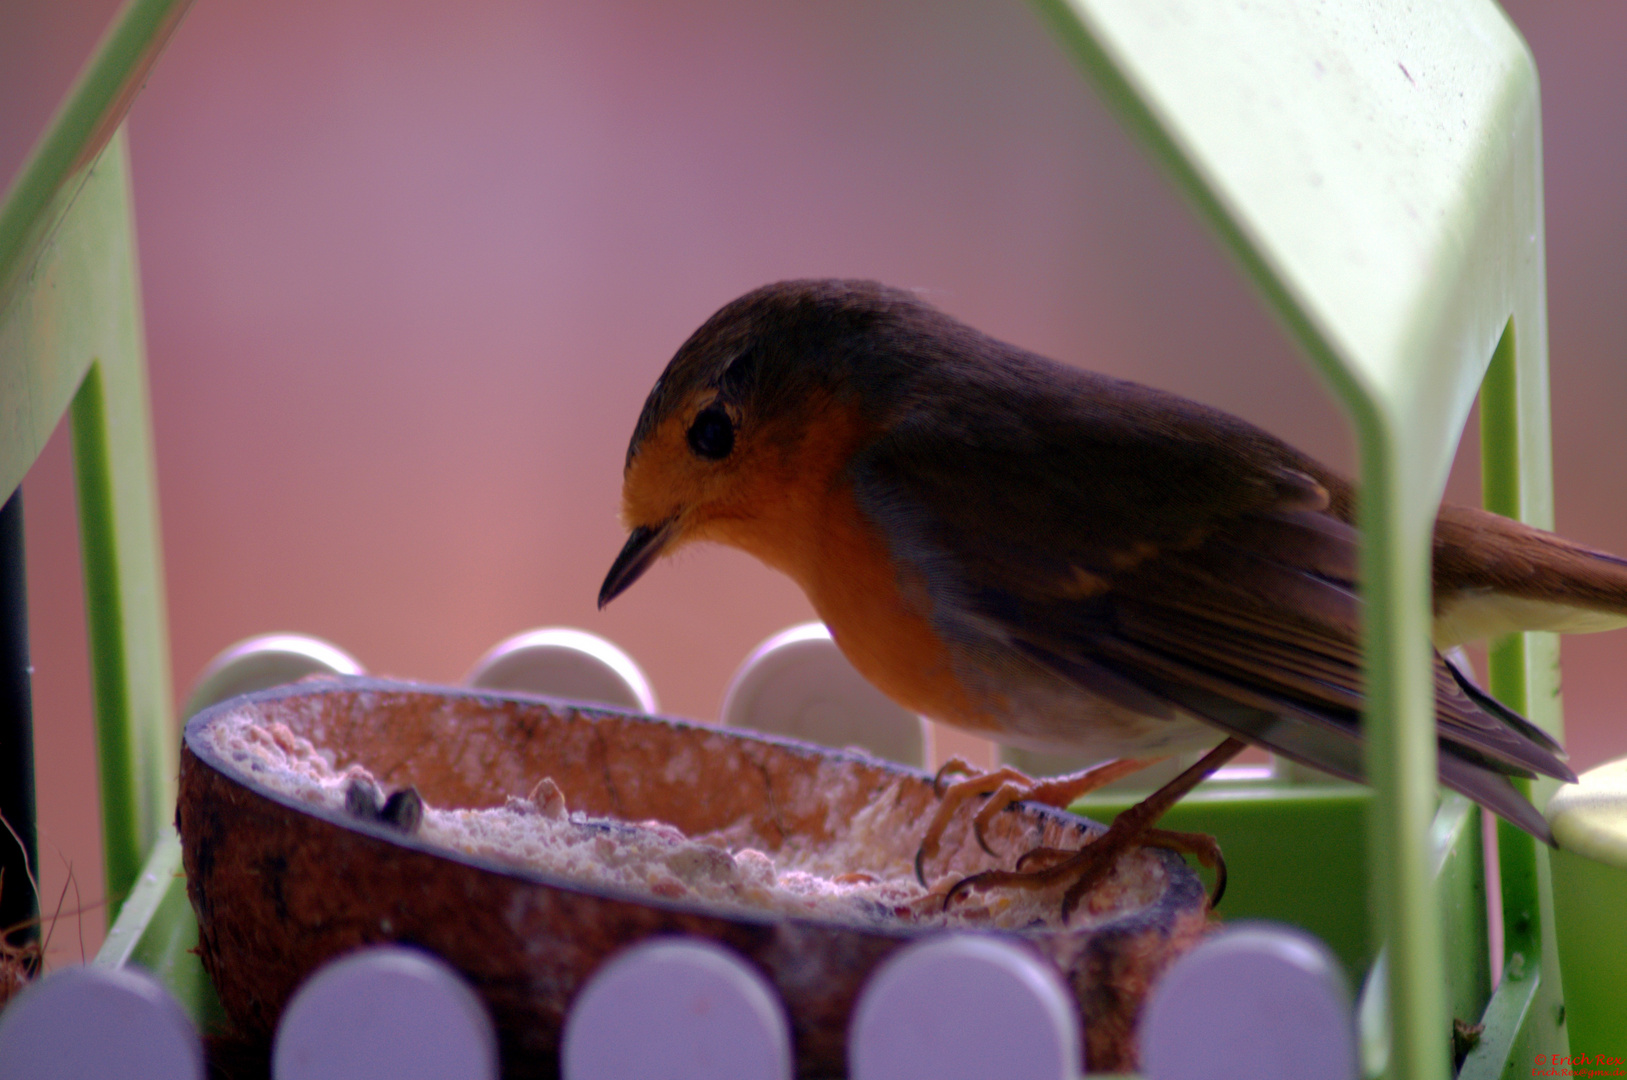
[599,279,1620,844]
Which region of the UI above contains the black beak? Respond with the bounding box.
[598,521,677,608]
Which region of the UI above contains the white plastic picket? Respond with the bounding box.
[849,935,1080,1080]
[1139,923,1357,1080]
[560,937,793,1080]
[0,904,1353,1078]
[271,946,498,1080]
[464,626,657,712]
[181,632,364,719]
[721,622,928,767]
[0,964,203,1080]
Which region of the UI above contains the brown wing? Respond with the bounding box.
[853,354,1573,840]
[1098,512,1569,776]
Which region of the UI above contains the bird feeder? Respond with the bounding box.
[3,0,1624,1075]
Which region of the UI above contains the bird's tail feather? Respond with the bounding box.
[1436,504,1627,628]
[1442,654,1570,764]
[1436,750,1554,844]
[1126,664,1561,845]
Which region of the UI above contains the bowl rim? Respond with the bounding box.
[181,675,1202,940]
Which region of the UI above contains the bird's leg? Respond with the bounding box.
[1011,827,1227,906]
[913,755,1163,885]
[944,737,1247,919]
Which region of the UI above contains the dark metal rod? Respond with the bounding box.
[0,488,39,949]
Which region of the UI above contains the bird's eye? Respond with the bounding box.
[686,406,735,460]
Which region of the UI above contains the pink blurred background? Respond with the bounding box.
[3,1,1623,962]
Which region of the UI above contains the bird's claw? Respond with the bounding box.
[1138,826,1228,909]
[939,844,1110,919]
[973,818,1000,858]
[931,756,977,798]
[915,757,1160,889]
[1013,845,1074,873]
[941,824,1228,922]
[914,763,1032,884]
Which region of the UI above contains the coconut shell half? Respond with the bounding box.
[178,678,1209,1076]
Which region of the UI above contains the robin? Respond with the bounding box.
[599,279,1614,917]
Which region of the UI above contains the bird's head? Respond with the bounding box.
[598,279,929,608]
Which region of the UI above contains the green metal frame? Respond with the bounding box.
[1,0,1583,1072]
[0,0,194,989]
[1036,1,1565,1075]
